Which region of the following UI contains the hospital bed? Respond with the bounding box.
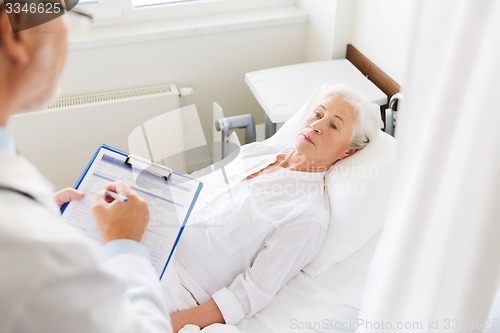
[130,45,401,333]
[194,45,400,333]
[201,87,396,333]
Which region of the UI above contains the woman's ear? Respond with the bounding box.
[0,10,29,65]
[341,148,358,160]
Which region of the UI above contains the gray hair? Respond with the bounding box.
[314,84,383,149]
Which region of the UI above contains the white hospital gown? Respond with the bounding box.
[172,142,330,324]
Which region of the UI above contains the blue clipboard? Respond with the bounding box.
[61,145,126,214]
[61,144,203,280]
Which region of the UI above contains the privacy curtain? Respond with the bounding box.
[358,0,500,332]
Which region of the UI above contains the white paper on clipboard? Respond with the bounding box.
[61,145,203,279]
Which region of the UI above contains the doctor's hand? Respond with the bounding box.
[91,181,150,243]
[54,188,85,208]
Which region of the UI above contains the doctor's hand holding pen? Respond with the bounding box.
[92,181,150,243]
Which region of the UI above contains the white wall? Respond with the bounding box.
[296,0,414,88]
[331,0,357,59]
[296,0,337,61]
[59,20,308,137]
[44,0,416,186]
[58,0,416,133]
[296,0,356,61]
[351,0,416,87]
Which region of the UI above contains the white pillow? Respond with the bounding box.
[266,84,397,276]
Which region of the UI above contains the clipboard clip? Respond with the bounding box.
[125,154,172,181]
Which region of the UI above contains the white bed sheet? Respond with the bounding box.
[179,233,381,333]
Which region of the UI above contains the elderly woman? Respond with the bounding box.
[166,84,380,332]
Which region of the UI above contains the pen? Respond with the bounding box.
[105,190,128,203]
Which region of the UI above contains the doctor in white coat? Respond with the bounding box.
[0,4,172,333]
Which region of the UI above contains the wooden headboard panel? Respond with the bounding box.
[346,44,400,103]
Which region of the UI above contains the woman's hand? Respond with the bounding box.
[170,300,224,333]
[91,181,149,243]
[54,188,85,208]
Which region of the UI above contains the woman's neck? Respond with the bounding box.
[243,149,328,182]
[279,149,329,173]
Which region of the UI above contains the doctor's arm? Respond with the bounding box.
[11,181,172,333]
[91,181,173,332]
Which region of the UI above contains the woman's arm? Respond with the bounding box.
[169,204,327,329]
[170,300,224,333]
[212,219,327,325]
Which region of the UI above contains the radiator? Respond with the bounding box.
[8,84,182,190]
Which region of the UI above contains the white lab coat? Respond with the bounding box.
[0,150,172,333]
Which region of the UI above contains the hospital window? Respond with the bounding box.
[78,0,199,5]
[76,0,294,26]
[132,0,198,8]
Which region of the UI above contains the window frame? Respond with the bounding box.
[77,0,296,27]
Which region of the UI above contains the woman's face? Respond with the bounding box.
[295,95,358,168]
